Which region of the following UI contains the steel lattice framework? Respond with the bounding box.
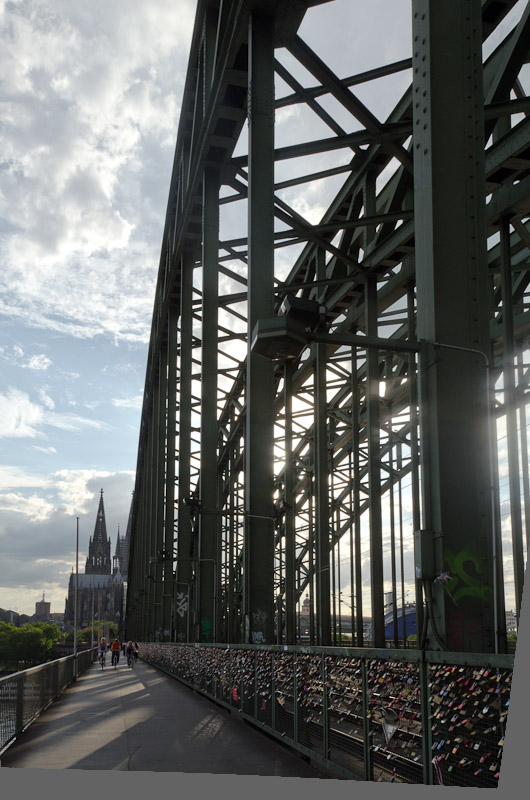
[125,0,530,655]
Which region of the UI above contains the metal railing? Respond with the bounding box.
[140,642,513,786]
[0,647,97,754]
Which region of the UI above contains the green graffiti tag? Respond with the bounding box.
[200,618,212,642]
[442,547,492,604]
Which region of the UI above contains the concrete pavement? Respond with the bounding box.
[0,657,325,776]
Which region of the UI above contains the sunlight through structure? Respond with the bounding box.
[126,0,529,659]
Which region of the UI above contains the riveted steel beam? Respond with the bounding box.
[127,0,529,670]
[244,10,276,645]
[413,0,496,652]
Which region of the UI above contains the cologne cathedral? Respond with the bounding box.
[64,490,130,634]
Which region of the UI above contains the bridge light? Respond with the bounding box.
[250,316,308,361]
[251,295,327,361]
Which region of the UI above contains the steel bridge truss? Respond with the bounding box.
[126,0,530,654]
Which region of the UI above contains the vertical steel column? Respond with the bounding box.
[244,11,275,644]
[314,247,331,646]
[413,0,496,652]
[199,167,220,642]
[330,431,338,644]
[491,368,508,654]
[352,352,363,646]
[163,304,178,640]
[154,348,167,639]
[141,480,150,640]
[147,405,157,639]
[366,276,384,647]
[518,345,530,555]
[130,488,142,640]
[227,445,237,642]
[284,361,296,644]
[308,490,315,645]
[398,447,407,641]
[388,390,399,648]
[176,252,194,642]
[315,340,331,645]
[407,284,424,641]
[500,217,525,623]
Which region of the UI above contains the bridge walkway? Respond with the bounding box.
[0,657,324,777]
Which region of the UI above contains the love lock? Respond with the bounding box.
[379,707,400,745]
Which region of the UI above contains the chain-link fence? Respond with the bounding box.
[140,642,513,785]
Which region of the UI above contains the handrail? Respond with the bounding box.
[153,639,515,669]
[0,646,98,754]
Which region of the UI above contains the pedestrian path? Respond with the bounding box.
[0,657,324,776]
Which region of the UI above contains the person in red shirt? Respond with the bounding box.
[110,639,121,668]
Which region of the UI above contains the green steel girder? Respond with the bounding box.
[126,0,530,661]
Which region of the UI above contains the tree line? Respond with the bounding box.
[0,620,126,672]
[0,621,63,671]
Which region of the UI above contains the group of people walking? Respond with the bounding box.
[97,637,138,669]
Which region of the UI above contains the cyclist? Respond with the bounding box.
[98,637,108,668]
[126,640,135,668]
[111,638,121,668]
[133,642,139,662]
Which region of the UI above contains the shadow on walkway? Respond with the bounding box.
[0,658,326,776]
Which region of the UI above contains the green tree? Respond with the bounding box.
[0,622,61,670]
[0,622,18,670]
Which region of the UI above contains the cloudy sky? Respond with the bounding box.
[0,0,198,616]
[0,0,417,618]
[0,0,524,619]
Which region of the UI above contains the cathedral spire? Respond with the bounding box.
[85,488,112,574]
[113,524,123,575]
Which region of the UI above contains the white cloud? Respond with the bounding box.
[44,410,109,434]
[0,343,52,370]
[111,395,143,410]
[38,388,55,410]
[0,386,44,438]
[32,445,57,455]
[0,491,54,522]
[53,469,115,515]
[0,465,51,491]
[83,400,101,410]
[0,0,195,344]
[0,386,109,439]
[25,353,52,370]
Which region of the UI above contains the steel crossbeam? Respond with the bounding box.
[126,0,529,659]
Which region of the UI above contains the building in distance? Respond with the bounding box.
[64,489,130,635]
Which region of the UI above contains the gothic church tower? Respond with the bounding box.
[85,489,111,574]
